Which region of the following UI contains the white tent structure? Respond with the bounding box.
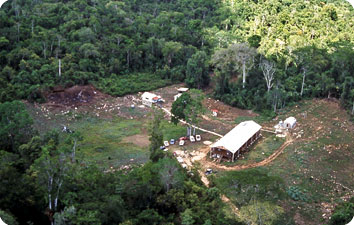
[210,121,262,162]
[284,117,296,129]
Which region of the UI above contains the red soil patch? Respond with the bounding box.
[203,98,258,121]
[46,85,109,107]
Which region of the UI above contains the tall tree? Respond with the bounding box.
[186,51,210,89]
[212,43,257,88]
[259,58,276,92]
[228,43,257,88]
[148,109,164,162]
[171,90,204,136]
[32,140,69,225]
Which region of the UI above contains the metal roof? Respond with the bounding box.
[211,121,261,154]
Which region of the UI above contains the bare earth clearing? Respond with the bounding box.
[27,85,354,225]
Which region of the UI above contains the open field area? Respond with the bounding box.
[25,84,242,169]
[25,84,353,225]
[1,0,353,224]
[210,99,354,225]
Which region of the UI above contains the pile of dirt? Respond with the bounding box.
[46,85,109,107]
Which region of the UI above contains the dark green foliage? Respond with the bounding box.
[247,35,261,48]
[149,110,164,162]
[286,186,309,202]
[95,73,173,97]
[0,0,219,102]
[0,147,47,225]
[171,93,193,125]
[0,210,18,225]
[329,198,354,225]
[213,169,285,206]
[0,101,35,153]
[186,51,210,89]
[171,90,204,127]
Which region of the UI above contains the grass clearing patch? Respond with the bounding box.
[73,117,149,169]
[212,169,286,207]
[161,121,187,141]
[222,135,284,166]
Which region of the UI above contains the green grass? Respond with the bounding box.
[212,169,286,206]
[161,120,187,141]
[213,99,354,224]
[71,117,149,169]
[222,135,284,166]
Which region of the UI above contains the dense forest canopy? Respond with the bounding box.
[0,0,353,113]
[0,0,354,224]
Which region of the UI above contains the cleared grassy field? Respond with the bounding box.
[221,134,285,166]
[73,117,149,169]
[27,102,190,170]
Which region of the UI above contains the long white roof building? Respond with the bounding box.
[211,121,262,154]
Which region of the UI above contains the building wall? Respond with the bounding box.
[210,130,261,162]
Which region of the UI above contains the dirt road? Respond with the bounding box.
[200,136,293,171]
[196,136,293,219]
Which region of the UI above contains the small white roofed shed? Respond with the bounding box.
[142,92,157,101]
[141,92,163,107]
[210,121,262,162]
[284,117,296,129]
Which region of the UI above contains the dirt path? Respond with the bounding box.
[161,107,224,138]
[221,194,241,217]
[198,164,241,217]
[195,135,293,219]
[200,136,293,171]
[161,106,294,219]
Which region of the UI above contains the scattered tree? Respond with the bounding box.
[148,109,164,162]
[260,58,276,92]
[171,90,204,136]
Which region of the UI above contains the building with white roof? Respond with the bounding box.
[141,92,164,107]
[210,121,262,162]
[284,117,296,129]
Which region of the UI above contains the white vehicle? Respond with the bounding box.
[164,141,169,147]
[189,136,195,142]
[196,135,201,141]
[179,140,185,146]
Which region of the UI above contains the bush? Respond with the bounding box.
[95,73,173,96]
[286,186,309,202]
[329,198,354,225]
